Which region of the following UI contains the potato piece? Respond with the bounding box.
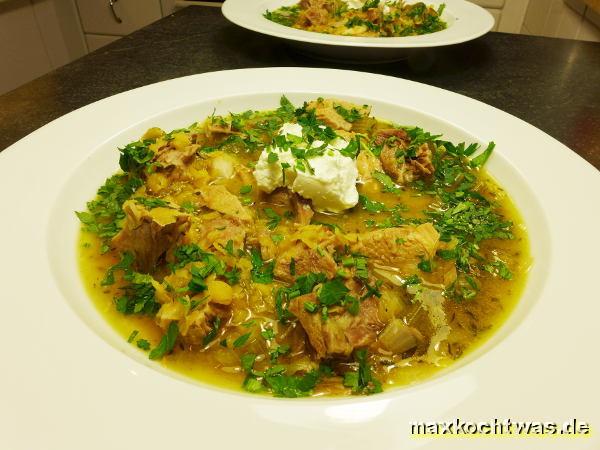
[207,280,233,305]
[208,152,235,179]
[171,133,191,150]
[146,172,169,194]
[143,127,164,140]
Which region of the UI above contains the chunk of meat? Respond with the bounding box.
[351,223,439,275]
[411,143,435,177]
[289,294,383,358]
[154,144,198,169]
[260,189,314,226]
[205,120,243,138]
[199,184,252,222]
[157,301,229,347]
[365,7,381,23]
[258,232,277,260]
[181,303,229,346]
[298,0,331,26]
[381,144,435,184]
[380,144,409,183]
[356,149,383,182]
[261,188,292,207]
[373,128,409,147]
[291,193,314,225]
[112,200,190,273]
[306,98,352,131]
[377,128,435,184]
[274,242,337,283]
[193,216,246,255]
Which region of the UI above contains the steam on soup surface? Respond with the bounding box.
[77,97,529,397]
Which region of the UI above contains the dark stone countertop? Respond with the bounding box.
[0,6,599,169]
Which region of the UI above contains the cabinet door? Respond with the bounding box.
[0,0,52,95]
[86,34,121,52]
[76,0,162,35]
[468,0,505,8]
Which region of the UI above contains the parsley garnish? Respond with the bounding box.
[373,171,402,194]
[76,174,142,242]
[134,196,169,209]
[202,317,221,346]
[343,349,382,394]
[148,321,178,360]
[118,140,154,174]
[264,208,281,230]
[239,185,253,195]
[317,278,349,307]
[358,194,387,213]
[115,272,159,316]
[233,332,252,348]
[250,249,275,284]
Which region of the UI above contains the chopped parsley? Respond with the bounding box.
[115,272,159,316]
[373,171,402,194]
[134,196,169,209]
[343,349,382,394]
[118,140,154,174]
[233,332,252,348]
[76,174,142,242]
[239,185,253,195]
[264,208,281,230]
[148,321,178,360]
[250,249,275,284]
[317,278,349,307]
[358,194,387,213]
[202,317,221,346]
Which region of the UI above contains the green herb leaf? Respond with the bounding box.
[127,329,139,343]
[343,349,382,395]
[264,208,281,230]
[134,196,169,209]
[318,278,349,307]
[359,194,388,213]
[470,142,495,168]
[250,249,275,284]
[233,332,252,348]
[239,185,253,195]
[136,339,150,350]
[149,322,179,360]
[202,316,221,346]
[373,171,402,194]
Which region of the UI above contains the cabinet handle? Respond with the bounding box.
[109,0,123,23]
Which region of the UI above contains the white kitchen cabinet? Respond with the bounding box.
[85,33,121,52]
[76,0,162,36]
[0,0,86,95]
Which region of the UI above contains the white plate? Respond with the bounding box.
[1,68,598,450]
[222,0,494,62]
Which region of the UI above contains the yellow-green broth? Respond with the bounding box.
[78,132,530,396]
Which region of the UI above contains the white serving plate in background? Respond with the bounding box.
[0,68,598,450]
[222,0,494,62]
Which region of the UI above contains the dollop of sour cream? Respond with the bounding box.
[345,0,365,9]
[253,123,359,213]
[345,0,392,14]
